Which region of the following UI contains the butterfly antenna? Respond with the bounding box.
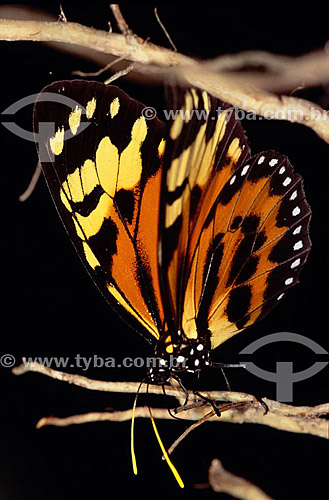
[148,402,185,488]
[131,378,145,475]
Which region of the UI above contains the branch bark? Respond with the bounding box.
[13,361,329,440]
[1,9,329,142]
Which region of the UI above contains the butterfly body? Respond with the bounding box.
[34,81,311,383]
[147,334,211,384]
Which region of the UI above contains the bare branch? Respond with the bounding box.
[13,361,329,440]
[1,14,329,141]
[205,49,329,91]
[209,459,275,500]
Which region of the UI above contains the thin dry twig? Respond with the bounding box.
[18,162,42,202]
[12,361,329,440]
[167,402,250,456]
[1,11,329,141]
[110,4,133,37]
[104,61,136,84]
[209,459,275,500]
[154,7,177,52]
[72,55,126,77]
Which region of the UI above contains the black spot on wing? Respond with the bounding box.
[70,185,103,216]
[230,215,242,231]
[226,285,252,324]
[219,169,246,206]
[236,255,259,285]
[197,235,225,333]
[241,214,260,234]
[166,178,188,205]
[114,188,135,224]
[253,230,267,252]
[226,233,256,287]
[88,217,118,274]
[190,184,202,219]
[140,129,164,180]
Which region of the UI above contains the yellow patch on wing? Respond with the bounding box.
[158,138,166,157]
[81,159,98,195]
[117,116,147,190]
[165,195,183,229]
[86,98,96,119]
[49,126,64,156]
[184,91,193,123]
[190,88,199,107]
[201,90,210,111]
[107,283,158,337]
[96,136,119,198]
[110,97,120,118]
[65,167,84,203]
[82,240,100,269]
[68,105,82,135]
[227,137,241,163]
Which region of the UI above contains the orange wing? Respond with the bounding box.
[183,151,311,348]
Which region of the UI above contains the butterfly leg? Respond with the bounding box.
[253,395,269,415]
[193,391,222,417]
[171,374,190,406]
[211,362,268,414]
[211,361,247,391]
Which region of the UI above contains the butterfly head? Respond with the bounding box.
[147,335,211,384]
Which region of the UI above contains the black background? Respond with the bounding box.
[0,2,328,499]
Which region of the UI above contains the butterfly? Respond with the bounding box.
[33,81,311,486]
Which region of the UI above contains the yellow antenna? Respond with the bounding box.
[131,382,142,475]
[148,406,185,488]
[130,381,184,488]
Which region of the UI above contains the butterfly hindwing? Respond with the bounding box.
[34,80,167,342]
[182,151,311,348]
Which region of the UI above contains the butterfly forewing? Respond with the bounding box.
[160,88,251,337]
[34,80,167,342]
